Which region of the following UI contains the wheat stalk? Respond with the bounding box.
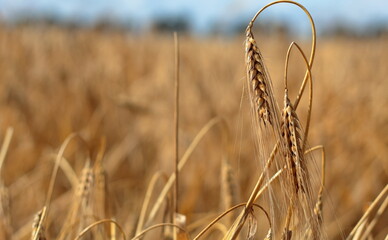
[0,180,11,239]
[94,146,109,220]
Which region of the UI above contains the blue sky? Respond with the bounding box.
[0,0,387,34]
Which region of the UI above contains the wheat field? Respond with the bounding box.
[0,21,387,240]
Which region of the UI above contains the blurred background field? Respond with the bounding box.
[0,1,387,239]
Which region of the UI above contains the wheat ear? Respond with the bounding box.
[31,207,47,240]
[245,25,273,126]
[282,41,314,195]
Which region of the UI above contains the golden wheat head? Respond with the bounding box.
[245,25,273,126]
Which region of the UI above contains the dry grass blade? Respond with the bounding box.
[45,133,85,211]
[359,194,388,239]
[199,222,228,239]
[347,184,388,240]
[221,167,283,240]
[48,154,78,189]
[146,117,222,225]
[193,203,271,240]
[45,134,90,240]
[131,223,188,240]
[253,166,285,203]
[352,220,367,240]
[74,219,126,240]
[136,171,165,235]
[33,133,82,240]
[248,142,279,206]
[0,127,14,173]
[221,209,247,240]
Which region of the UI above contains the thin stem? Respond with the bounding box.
[146,118,222,225]
[136,171,164,235]
[347,184,388,239]
[193,203,270,240]
[245,142,279,208]
[360,194,388,239]
[305,145,326,193]
[173,32,180,239]
[0,127,13,176]
[74,219,126,240]
[247,0,316,109]
[284,42,313,151]
[132,223,188,240]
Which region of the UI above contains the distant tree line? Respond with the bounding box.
[1,14,387,38]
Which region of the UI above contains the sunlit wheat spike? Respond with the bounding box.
[314,194,323,224]
[77,161,94,207]
[281,91,306,193]
[31,208,46,240]
[281,229,292,240]
[263,228,272,240]
[221,157,239,213]
[245,26,272,126]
